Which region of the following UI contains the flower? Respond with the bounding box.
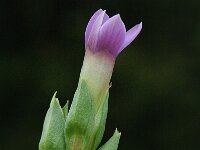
[85,9,142,58]
[80,9,142,109]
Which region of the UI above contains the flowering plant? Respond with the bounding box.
[39,9,142,150]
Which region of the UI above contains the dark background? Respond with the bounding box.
[0,0,200,149]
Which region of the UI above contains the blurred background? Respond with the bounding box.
[0,0,200,149]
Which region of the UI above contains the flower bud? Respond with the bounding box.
[81,9,142,110]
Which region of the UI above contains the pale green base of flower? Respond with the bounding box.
[39,79,121,150]
[80,50,115,111]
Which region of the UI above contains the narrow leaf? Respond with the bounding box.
[39,92,65,150]
[65,79,95,150]
[98,129,121,150]
[62,100,69,121]
[92,90,109,149]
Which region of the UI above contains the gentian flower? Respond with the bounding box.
[80,9,142,109]
[85,9,142,58]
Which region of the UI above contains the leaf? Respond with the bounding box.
[91,90,109,150]
[65,79,95,150]
[98,129,121,150]
[62,100,69,121]
[39,92,65,150]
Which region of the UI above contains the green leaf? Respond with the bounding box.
[62,100,69,121]
[98,129,121,150]
[39,92,65,150]
[91,90,109,150]
[65,79,95,150]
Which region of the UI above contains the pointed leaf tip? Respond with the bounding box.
[62,100,69,120]
[53,91,57,98]
[98,128,121,150]
[39,92,65,150]
[114,128,121,137]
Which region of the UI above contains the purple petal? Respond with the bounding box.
[85,9,103,47]
[102,13,109,25]
[118,22,142,53]
[87,11,106,52]
[98,15,126,57]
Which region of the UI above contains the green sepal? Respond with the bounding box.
[62,100,69,121]
[65,79,95,149]
[89,90,109,150]
[98,129,121,150]
[39,92,66,150]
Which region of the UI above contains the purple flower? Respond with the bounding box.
[80,9,142,106]
[85,9,142,58]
